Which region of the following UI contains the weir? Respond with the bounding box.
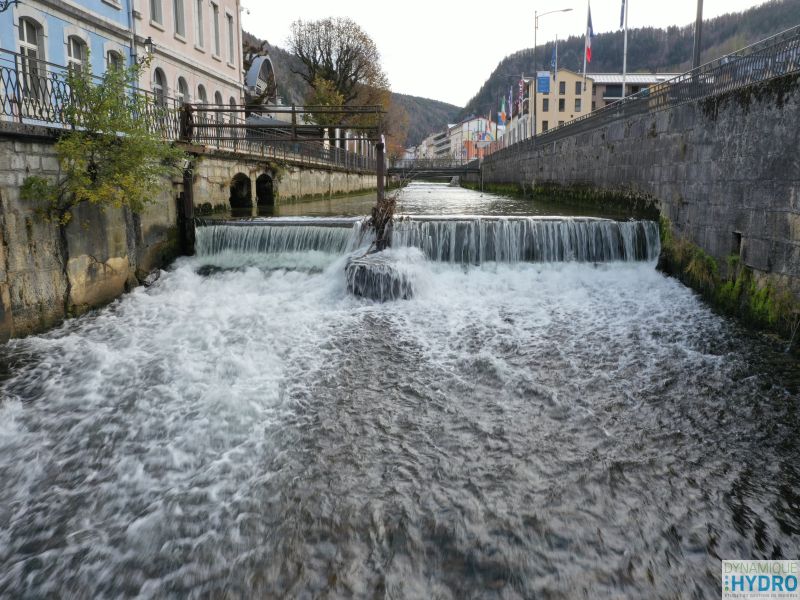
[196,215,661,301]
[196,215,660,265]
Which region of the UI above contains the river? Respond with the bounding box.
[0,183,797,598]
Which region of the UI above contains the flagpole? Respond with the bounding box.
[622,0,629,98]
[582,1,589,91]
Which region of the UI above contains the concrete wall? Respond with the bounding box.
[0,133,179,341]
[480,74,800,296]
[193,155,377,209]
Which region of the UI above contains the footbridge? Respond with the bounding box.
[388,158,480,179]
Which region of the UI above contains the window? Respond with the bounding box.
[592,100,596,110]
[226,13,234,63]
[558,120,564,126]
[212,2,220,56]
[195,0,204,46]
[152,68,167,105]
[19,18,44,100]
[197,84,207,104]
[574,98,582,112]
[558,98,565,112]
[177,76,189,103]
[67,36,87,73]
[150,0,163,24]
[107,50,124,70]
[575,81,582,95]
[173,0,185,37]
[542,120,548,132]
[559,81,566,95]
[542,98,549,112]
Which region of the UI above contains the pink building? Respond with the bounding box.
[133,0,243,107]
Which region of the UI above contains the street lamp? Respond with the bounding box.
[134,37,156,65]
[533,7,573,139]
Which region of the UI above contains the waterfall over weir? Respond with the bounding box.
[195,217,369,256]
[392,216,660,263]
[196,215,660,264]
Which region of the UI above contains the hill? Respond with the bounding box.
[242,31,461,148]
[388,93,461,147]
[460,0,800,119]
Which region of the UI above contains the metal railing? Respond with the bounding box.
[186,104,377,172]
[487,24,800,157]
[389,157,478,170]
[0,49,376,172]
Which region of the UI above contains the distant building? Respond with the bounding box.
[589,73,681,109]
[417,130,450,159]
[448,116,496,161]
[530,69,594,136]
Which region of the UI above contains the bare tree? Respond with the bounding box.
[287,17,389,103]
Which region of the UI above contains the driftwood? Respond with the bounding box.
[370,194,396,251]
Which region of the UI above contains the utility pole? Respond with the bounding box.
[692,0,704,69]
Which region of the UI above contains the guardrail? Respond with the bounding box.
[389,158,478,170]
[0,49,375,172]
[487,24,800,157]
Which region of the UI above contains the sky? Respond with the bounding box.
[243,0,774,108]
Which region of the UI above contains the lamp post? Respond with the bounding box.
[533,7,573,140]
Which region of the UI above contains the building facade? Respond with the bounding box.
[530,69,593,136]
[0,0,244,113]
[135,0,244,107]
[2,0,133,75]
[448,116,496,161]
[589,73,680,109]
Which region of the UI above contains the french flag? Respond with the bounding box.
[585,4,594,63]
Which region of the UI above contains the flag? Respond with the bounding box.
[508,87,513,118]
[620,0,625,28]
[500,97,507,124]
[550,37,558,82]
[585,3,594,63]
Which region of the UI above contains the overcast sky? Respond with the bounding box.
[243,0,773,107]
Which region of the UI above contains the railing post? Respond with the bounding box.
[179,160,196,256]
[13,53,23,123]
[376,138,385,202]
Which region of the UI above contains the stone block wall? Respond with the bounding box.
[480,75,800,296]
[193,155,377,209]
[0,133,180,341]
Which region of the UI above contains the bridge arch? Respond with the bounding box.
[256,173,274,206]
[229,173,252,209]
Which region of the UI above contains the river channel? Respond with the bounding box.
[0,182,797,598]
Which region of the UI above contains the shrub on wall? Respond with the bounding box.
[20,56,187,224]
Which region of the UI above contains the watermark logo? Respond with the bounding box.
[723,561,800,599]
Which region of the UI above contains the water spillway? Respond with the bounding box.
[392,215,660,263]
[196,215,660,265]
[195,217,369,256]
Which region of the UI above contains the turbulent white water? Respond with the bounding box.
[0,184,797,598]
